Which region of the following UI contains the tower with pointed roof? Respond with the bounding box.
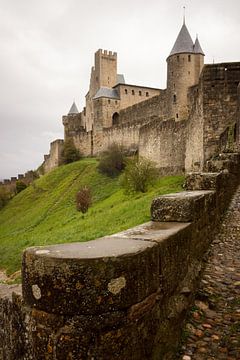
[167,20,204,121]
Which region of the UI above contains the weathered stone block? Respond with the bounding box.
[22,237,159,316]
[185,172,222,191]
[151,190,215,222]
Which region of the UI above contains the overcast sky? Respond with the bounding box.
[0,0,240,179]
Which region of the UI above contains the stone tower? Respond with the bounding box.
[85,50,118,131]
[167,21,204,120]
[94,49,117,89]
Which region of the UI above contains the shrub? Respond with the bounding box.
[76,186,92,213]
[97,143,126,177]
[120,157,158,193]
[0,187,10,209]
[16,180,27,194]
[62,138,81,164]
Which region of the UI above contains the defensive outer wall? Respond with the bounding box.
[1,152,240,359]
[52,62,240,177]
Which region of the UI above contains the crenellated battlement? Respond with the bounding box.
[97,49,117,58]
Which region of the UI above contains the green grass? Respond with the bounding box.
[0,159,184,274]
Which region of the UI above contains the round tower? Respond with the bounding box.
[167,22,204,121]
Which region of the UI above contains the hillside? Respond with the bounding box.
[0,159,184,274]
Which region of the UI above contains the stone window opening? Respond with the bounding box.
[146,92,149,97]
[108,99,111,104]
[234,123,237,141]
[139,91,142,96]
[177,55,179,62]
[132,90,135,95]
[173,94,177,103]
[125,89,128,94]
[176,113,179,119]
[188,55,191,62]
[112,112,120,126]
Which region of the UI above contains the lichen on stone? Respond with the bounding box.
[107,276,126,295]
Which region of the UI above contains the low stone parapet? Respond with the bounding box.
[1,152,240,359]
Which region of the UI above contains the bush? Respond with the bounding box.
[16,180,27,194]
[97,143,126,177]
[62,138,81,164]
[120,157,158,193]
[76,186,92,213]
[0,187,10,209]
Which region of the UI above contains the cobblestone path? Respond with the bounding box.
[179,186,240,360]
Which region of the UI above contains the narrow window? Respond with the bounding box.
[234,124,237,141]
[173,94,177,103]
[132,89,135,95]
[177,55,179,62]
[188,55,191,62]
[112,112,120,126]
[108,99,111,104]
[139,90,142,96]
[173,83,175,89]
[125,89,128,94]
[115,100,118,104]
[146,92,149,97]
[176,113,179,119]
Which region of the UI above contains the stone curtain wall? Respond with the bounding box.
[43,139,64,174]
[185,84,204,172]
[202,63,240,162]
[139,118,186,174]
[1,152,240,359]
[119,91,167,125]
[92,118,150,155]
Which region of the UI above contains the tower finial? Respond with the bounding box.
[183,6,186,24]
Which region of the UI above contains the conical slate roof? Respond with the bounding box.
[68,101,79,115]
[193,37,205,55]
[169,23,194,56]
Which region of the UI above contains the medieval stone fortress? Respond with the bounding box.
[1,18,240,360]
[43,20,240,176]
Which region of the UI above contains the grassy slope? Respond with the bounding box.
[0,159,184,274]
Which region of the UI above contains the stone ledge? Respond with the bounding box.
[111,221,190,243]
[185,172,223,191]
[151,190,215,222]
[22,237,160,316]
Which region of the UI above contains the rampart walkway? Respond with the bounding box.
[179,186,240,359]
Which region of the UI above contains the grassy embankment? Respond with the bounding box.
[0,159,184,274]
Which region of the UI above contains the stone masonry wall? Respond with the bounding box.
[42,139,64,174]
[119,91,167,124]
[185,84,204,172]
[139,117,186,174]
[92,118,150,155]
[202,63,240,162]
[115,84,161,111]
[1,153,240,359]
[237,83,240,146]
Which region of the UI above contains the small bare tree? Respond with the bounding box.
[76,186,92,213]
